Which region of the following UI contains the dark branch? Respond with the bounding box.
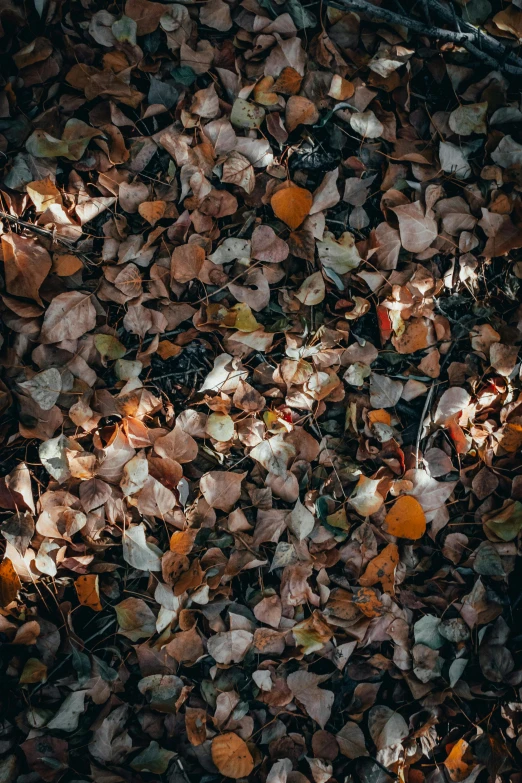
[326,0,522,75]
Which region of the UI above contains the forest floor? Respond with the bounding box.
[1,0,522,782]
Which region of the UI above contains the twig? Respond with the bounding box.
[31,616,117,694]
[147,368,205,384]
[414,341,458,468]
[414,382,436,469]
[326,0,522,75]
[426,0,522,69]
[0,210,96,266]
[125,328,184,353]
[420,0,431,25]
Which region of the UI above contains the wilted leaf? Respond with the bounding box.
[40,292,97,343]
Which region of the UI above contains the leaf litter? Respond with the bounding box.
[1,0,522,782]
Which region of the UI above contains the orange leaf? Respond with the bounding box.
[0,557,21,607]
[273,67,303,95]
[383,495,426,539]
[52,253,83,277]
[254,76,279,106]
[271,183,312,230]
[138,200,166,225]
[156,341,182,360]
[170,529,197,555]
[75,574,103,611]
[328,74,355,100]
[443,739,475,782]
[211,733,254,779]
[352,587,384,618]
[367,409,391,426]
[359,543,399,594]
[186,707,207,746]
[391,318,429,354]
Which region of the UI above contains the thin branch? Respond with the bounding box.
[426,0,522,69]
[327,0,522,75]
[0,210,97,266]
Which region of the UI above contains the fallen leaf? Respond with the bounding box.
[211,733,254,779]
[271,182,313,229]
[359,543,399,593]
[75,574,103,611]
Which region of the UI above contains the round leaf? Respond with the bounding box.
[211,733,254,779]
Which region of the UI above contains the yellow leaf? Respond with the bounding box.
[27,177,62,213]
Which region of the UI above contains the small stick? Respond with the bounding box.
[0,210,96,266]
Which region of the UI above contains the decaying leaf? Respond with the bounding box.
[2,1,522,779]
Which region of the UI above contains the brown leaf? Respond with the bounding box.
[392,202,438,253]
[40,291,97,344]
[285,95,319,132]
[2,234,51,304]
[200,471,246,512]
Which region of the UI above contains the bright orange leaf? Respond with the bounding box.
[383,495,426,539]
[443,739,476,782]
[359,543,399,594]
[271,182,313,230]
[75,574,103,611]
[0,558,21,607]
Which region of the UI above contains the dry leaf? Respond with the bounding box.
[211,733,254,779]
[271,183,313,230]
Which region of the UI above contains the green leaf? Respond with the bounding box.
[230,98,265,129]
[93,655,118,682]
[94,334,126,362]
[414,615,444,650]
[71,645,91,686]
[112,15,137,44]
[485,500,522,541]
[282,0,317,28]
[131,741,176,774]
[170,65,197,86]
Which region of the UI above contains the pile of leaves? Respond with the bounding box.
[2,0,522,781]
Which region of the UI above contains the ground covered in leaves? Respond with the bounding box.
[2,0,522,781]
